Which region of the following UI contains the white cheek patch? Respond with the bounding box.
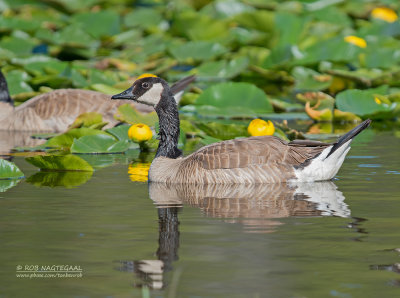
[137,83,163,106]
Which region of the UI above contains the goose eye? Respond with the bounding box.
[142,82,150,89]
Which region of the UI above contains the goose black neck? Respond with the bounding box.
[0,70,13,104]
[155,89,182,159]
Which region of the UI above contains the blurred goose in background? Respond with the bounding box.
[0,70,195,132]
[112,75,371,184]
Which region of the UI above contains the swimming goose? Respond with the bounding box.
[0,71,195,132]
[112,75,371,184]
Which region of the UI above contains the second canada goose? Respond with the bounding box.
[112,75,371,184]
[0,71,195,132]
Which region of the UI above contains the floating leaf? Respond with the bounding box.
[68,112,106,129]
[26,154,93,171]
[0,179,21,192]
[46,128,109,149]
[71,134,130,154]
[195,57,249,79]
[336,87,396,119]
[0,159,24,179]
[4,69,33,96]
[26,171,92,188]
[196,122,247,140]
[333,109,362,122]
[192,82,273,118]
[124,8,163,29]
[292,67,332,91]
[169,41,228,62]
[114,104,158,126]
[72,11,120,38]
[106,125,131,141]
[171,11,229,41]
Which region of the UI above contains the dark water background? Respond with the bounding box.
[0,128,399,297]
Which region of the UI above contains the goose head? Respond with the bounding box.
[111,74,169,108]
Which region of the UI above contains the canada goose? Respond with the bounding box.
[0,70,195,132]
[112,75,371,184]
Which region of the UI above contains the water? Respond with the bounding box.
[0,129,399,297]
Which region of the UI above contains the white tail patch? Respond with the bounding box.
[293,140,352,182]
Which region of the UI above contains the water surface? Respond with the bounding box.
[0,129,399,297]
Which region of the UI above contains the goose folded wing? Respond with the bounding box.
[185,136,331,170]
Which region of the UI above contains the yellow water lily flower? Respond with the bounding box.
[374,97,382,105]
[248,119,275,136]
[128,123,153,142]
[128,163,151,182]
[371,7,398,23]
[344,36,367,48]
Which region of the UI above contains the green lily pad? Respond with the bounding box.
[0,34,37,56]
[72,10,120,39]
[171,11,229,41]
[195,57,249,79]
[0,159,24,179]
[169,41,228,62]
[106,125,130,142]
[71,134,130,154]
[192,82,273,118]
[26,171,93,188]
[46,128,109,149]
[69,112,106,129]
[26,154,94,171]
[4,69,33,96]
[124,8,163,29]
[114,104,158,126]
[335,86,396,119]
[196,122,247,140]
[292,67,332,91]
[0,179,21,192]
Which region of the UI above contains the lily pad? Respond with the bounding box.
[195,57,249,79]
[26,154,94,171]
[192,82,273,118]
[335,86,396,119]
[4,69,33,96]
[46,128,109,149]
[72,11,120,38]
[68,112,107,129]
[0,159,24,179]
[196,122,247,140]
[114,104,158,126]
[124,8,163,29]
[169,41,228,62]
[26,171,93,188]
[71,134,130,154]
[0,179,21,192]
[106,125,131,142]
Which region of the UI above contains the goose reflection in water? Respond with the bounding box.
[117,181,350,289]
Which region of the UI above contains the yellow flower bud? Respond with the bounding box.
[374,97,382,105]
[128,163,151,182]
[248,119,275,136]
[344,36,367,48]
[371,7,398,23]
[128,124,153,142]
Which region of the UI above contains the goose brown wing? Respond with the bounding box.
[186,136,330,170]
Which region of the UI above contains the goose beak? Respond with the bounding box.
[111,86,135,100]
